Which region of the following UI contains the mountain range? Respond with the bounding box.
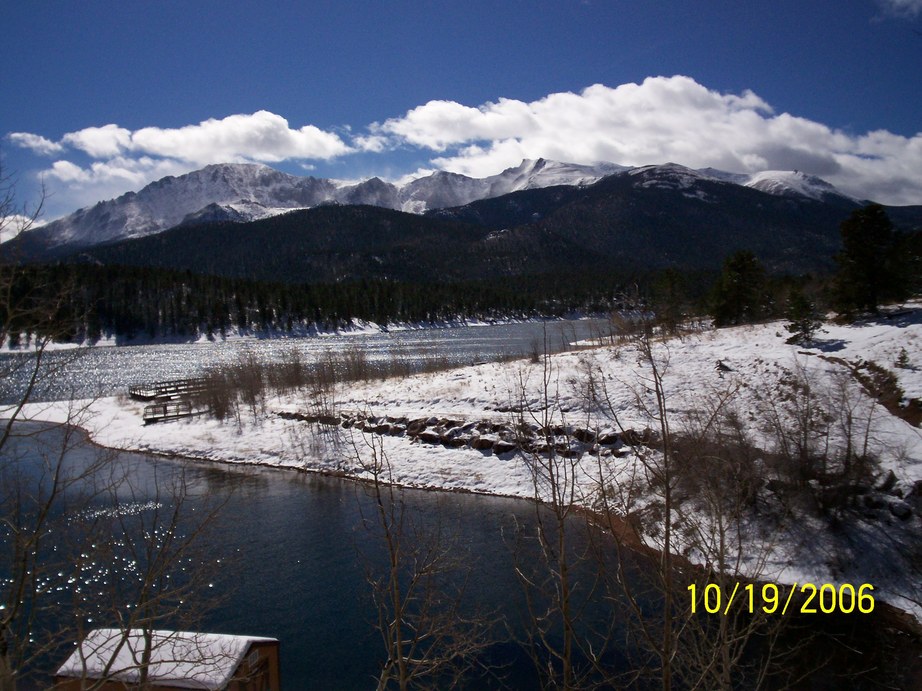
[21,159,625,250]
[6,159,921,280]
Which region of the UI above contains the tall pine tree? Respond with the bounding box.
[834,204,907,315]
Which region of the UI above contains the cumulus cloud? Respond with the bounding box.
[128,111,352,164]
[61,124,133,158]
[0,214,45,244]
[33,111,352,166]
[378,76,922,205]
[42,157,195,217]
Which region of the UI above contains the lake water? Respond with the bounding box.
[3,423,632,689]
[0,319,613,404]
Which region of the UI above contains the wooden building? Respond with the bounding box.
[54,628,280,690]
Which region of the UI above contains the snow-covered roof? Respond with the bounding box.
[55,628,278,690]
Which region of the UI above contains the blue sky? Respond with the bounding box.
[4,0,922,220]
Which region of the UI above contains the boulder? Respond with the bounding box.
[889,500,913,520]
[406,419,428,436]
[417,430,441,444]
[493,440,518,455]
[471,436,496,451]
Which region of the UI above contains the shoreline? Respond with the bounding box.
[0,313,599,354]
[65,416,922,646]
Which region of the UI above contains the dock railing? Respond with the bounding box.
[129,378,209,401]
[129,377,210,424]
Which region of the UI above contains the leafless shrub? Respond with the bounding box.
[754,359,882,515]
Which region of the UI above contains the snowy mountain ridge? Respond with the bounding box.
[26,159,856,250]
[744,170,853,201]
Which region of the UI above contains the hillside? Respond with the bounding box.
[63,204,603,284]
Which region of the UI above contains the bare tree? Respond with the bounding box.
[539,328,795,690]
[0,164,93,691]
[0,416,114,691]
[61,462,231,690]
[349,429,493,690]
[508,329,624,690]
[1,165,230,690]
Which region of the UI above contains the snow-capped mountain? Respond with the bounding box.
[20,159,856,252]
[43,164,338,247]
[28,159,623,250]
[633,165,857,203]
[743,170,855,202]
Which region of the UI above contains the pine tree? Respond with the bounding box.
[711,250,768,327]
[784,287,824,345]
[833,204,907,315]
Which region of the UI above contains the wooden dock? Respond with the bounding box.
[142,400,196,424]
[129,378,208,401]
[129,377,209,424]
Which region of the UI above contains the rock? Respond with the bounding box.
[573,428,596,444]
[417,430,441,444]
[471,436,496,451]
[863,494,887,510]
[621,428,652,446]
[406,419,427,436]
[493,440,517,455]
[889,500,913,520]
[597,432,620,446]
[766,479,790,494]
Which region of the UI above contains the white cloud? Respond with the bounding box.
[32,111,352,166]
[129,111,352,164]
[44,157,194,216]
[7,132,63,155]
[62,124,133,158]
[0,214,45,244]
[379,76,922,205]
[9,111,356,216]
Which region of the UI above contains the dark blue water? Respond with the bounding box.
[2,423,631,689]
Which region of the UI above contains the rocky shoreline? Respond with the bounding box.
[276,409,653,458]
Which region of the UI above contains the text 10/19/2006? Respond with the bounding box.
[688,582,875,616]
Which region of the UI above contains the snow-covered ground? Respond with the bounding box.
[15,307,922,618]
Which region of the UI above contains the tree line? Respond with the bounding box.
[2,264,634,346]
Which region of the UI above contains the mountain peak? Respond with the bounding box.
[744,170,852,202]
